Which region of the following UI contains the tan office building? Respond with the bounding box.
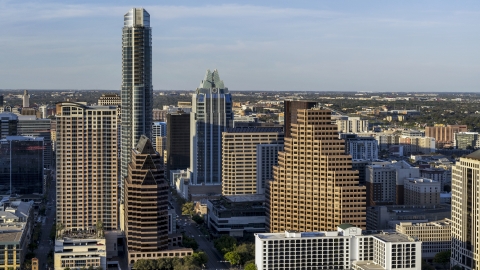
[267,109,366,233]
[125,135,169,262]
[56,102,118,231]
[222,127,284,195]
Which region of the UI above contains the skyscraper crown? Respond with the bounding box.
[124,8,150,27]
[199,69,225,89]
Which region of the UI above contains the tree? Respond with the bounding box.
[235,243,255,265]
[244,262,257,270]
[224,251,241,266]
[213,235,237,255]
[134,259,156,270]
[190,251,208,266]
[182,202,194,216]
[182,234,199,250]
[421,259,435,270]
[192,214,204,224]
[56,222,65,239]
[96,220,104,238]
[433,250,451,269]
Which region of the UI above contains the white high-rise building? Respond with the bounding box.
[255,224,422,270]
[120,8,153,203]
[332,115,369,133]
[190,69,233,185]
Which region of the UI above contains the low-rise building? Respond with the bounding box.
[366,204,451,230]
[404,178,441,206]
[255,224,422,270]
[54,238,107,270]
[0,201,35,270]
[396,219,451,259]
[207,195,266,237]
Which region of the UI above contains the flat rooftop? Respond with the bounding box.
[353,261,386,270]
[373,232,414,243]
[0,231,23,242]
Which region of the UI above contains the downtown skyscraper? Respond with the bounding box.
[121,8,153,203]
[451,151,480,269]
[190,69,233,185]
[266,108,366,233]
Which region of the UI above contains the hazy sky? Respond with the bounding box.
[1,0,479,92]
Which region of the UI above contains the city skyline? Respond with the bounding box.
[1,1,479,92]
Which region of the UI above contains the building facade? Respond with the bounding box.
[0,136,44,195]
[425,124,467,148]
[420,167,451,192]
[256,144,284,195]
[190,69,233,185]
[56,102,118,231]
[54,239,107,270]
[121,8,153,203]
[222,127,283,195]
[450,150,480,269]
[332,116,369,134]
[0,112,18,139]
[453,132,480,150]
[365,161,420,206]
[267,109,366,233]
[151,121,166,150]
[340,133,378,160]
[404,178,441,206]
[283,100,317,138]
[125,136,169,262]
[17,116,52,169]
[396,219,451,258]
[166,112,190,180]
[255,225,422,270]
[207,195,266,237]
[98,93,121,120]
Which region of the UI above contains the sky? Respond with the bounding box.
[0,0,479,92]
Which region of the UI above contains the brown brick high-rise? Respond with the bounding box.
[267,109,366,232]
[125,135,169,258]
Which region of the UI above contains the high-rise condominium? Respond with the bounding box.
[121,8,153,203]
[190,69,233,185]
[267,109,366,233]
[451,150,480,269]
[56,102,118,231]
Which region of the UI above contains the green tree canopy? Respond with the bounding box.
[182,202,195,216]
[224,251,241,266]
[433,250,451,269]
[244,262,257,270]
[214,235,237,255]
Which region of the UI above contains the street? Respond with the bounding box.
[170,193,230,270]
[36,171,56,270]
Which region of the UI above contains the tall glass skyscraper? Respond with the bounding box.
[121,8,153,202]
[190,69,233,185]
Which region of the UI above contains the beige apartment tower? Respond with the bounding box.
[56,102,118,231]
[267,109,366,233]
[125,135,169,260]
[222,127,284,195]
